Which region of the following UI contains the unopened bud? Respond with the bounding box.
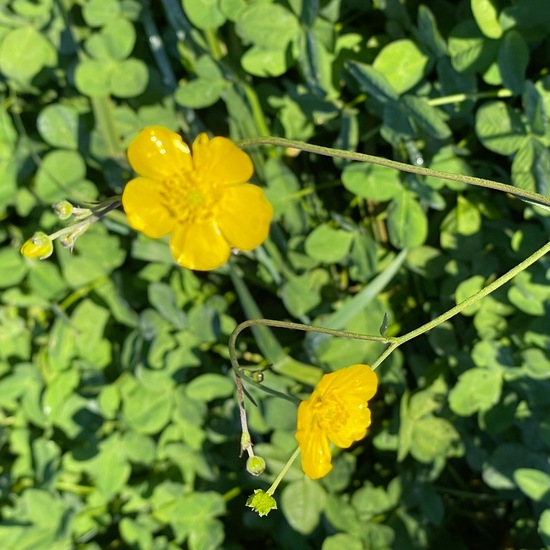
[21,232,53,260]
[53,200,73,220]
[246,455,266,476]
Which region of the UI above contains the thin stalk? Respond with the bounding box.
[370,240,550,370]
[237,137,550,210]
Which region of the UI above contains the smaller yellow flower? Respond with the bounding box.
[122,126,273,271]
[296,363,378,480]
[21,232,54,260]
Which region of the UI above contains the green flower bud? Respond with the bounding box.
[53,200,73,220]
[20,232,53,260]
[246,455,266,476]
[246,489,277,517]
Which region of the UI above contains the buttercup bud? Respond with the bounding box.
[21,232,53,260]
[246,455,266,476]
[53,200,73,220]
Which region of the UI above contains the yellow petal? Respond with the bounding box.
[192,133,254,186]
[127,126,193,179]
[122,177,175,238]
[216,184,273,251]
[296,401,333,480]
[169,218,231,270]
[328,405,372,448]
[320,364,378,402]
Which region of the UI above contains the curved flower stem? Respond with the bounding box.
[370,239,550,371]
[238,137,550,210]
[229,318,393,380]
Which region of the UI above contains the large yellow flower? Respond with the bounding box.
[122,126,273,270]
[296,364,378,480]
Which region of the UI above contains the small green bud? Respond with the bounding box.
[53,200,73,220]
[246,489,277,517]
[21,232,53,260]
[246,455,266,476]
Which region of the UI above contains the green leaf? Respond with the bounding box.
[523,81,547,136]
[539,509,550,547]
[182,0,227,30]
[281,269,330,317]
[241,46,290,77]
[449,367,503,416]
[236,4,300,49]
[455,275,485,315]
[37,105,79,150]
[448,19,499,74]
[475,100,526,155]
[122,378,173,434]
[281,477,326,535]
[148,282,187,330]
[497,30,528,95]
[346,60,399,103]
[175,78,226,108]
[514,468,550,502]
[471,0,503,39]
[186,374,234,401]
[372,39,430,95]
[86,18,136,61]
[410,416,460,463]
[522,348,550,380]
[322,534,364,550]
[74,59,112,97]
[387,190,428,249]
[342,162,403,201]
[34,150,95,203]
[511,137,550,196]
[304,224,354,263]
[0,26,56,81]
[82,0,122,26]
[402,95,451,139]
[110,59,149,98]
[0,247,27,288]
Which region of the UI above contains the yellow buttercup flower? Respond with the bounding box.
[296,363,378,480]
[122,126,273,270]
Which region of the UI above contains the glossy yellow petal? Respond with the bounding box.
[122,177,175,238]
[192,133,254,186]
[169,218,231,270]
[216,184,273,250]
[127,126,193,179]
[328,405,372,448]
[320,364,378,401]
[296,401,333,480]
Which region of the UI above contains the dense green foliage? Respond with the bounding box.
[1,0,550,548]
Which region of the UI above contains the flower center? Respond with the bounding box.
[162,170,219,224]
[312,394,347,433]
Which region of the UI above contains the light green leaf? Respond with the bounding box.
[387,190,428,249]
[37,105,79,150]
[0,26,56,81]
[281,477,326,535]
[186,374,234,401]
[241,46,290,77]
[346,60,399,103]
[110,59,149,98]
[342,162,403,201]
[449,367,503,416]
[373,39,430,95]
[304,224,354,263]
[182,0,227,30]
[475,100,526,155]
[471,0,503,38]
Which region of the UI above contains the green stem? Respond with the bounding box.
[267,446,301,496]
[229,318,393,380]
[427,88,513,107]
[237,137,550,209]
[370,239,550,371]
